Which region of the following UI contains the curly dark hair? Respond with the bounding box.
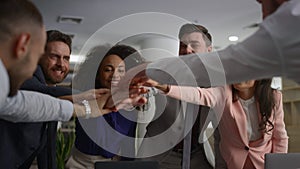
[95,45,145,88]
[73,44,145,90]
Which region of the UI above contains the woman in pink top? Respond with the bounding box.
[152,79,288,169]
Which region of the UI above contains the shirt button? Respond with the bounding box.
[244,146,249,151]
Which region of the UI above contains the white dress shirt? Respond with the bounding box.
[0,59,73,122]
[146,0,300,87]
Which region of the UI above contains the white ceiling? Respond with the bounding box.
[32,0,262,60]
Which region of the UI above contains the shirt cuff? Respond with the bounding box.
[59,100,73,121]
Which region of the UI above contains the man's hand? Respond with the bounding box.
[105,87,148,111]
[141,79,170,93]
[89,91,112,116]
[117,62,150,90]
[113,96,147,111]
[73,88,110,103]
[73,91,112,118]
[59,88,110,103]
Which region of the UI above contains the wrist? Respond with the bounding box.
[73,104,85,118]
[154,84,170,93]
[81,100,91,119]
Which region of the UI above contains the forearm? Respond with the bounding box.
[272,91,288,153]
[146,27,281,87]
[272,118,288,153]
[153,83,170,93]
[0,90,73,122]
[73,103,86,118]
[166,85,223,108]
[166,85,201,105]
[59,95,73,102]
[21,77,72,97]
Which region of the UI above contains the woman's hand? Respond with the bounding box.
[72,88,110,103]
[104,87,148,112]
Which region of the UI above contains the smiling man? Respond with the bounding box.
[39,30,71,86]
[20,30,73,169]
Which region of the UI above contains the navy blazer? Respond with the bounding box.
[0,66,72,169]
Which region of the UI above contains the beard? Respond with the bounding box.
[44,71,68,85]
[41,64,69,85]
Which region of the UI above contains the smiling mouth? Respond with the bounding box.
[55,70,62,73]
[110,80,119,86]
[52,69,65,76]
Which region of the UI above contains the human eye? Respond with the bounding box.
[49,54,58,60]
[119,69,125,73]
[64,56,70,62]
[191,42,201,49]
[104,67,113,72]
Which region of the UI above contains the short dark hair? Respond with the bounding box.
[178,24,212,46]
[46,30,72,54]
[0,0,43,40]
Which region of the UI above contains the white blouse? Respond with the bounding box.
[238,97,261,141]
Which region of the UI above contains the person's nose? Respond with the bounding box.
[186,44,194,54]
[56,57,63,66]
[112,70,121,79]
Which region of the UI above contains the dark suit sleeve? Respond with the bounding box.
[20,66,72,169]
[21,66,72,97]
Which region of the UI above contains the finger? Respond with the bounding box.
[117,63,149,89]
[129,88,148,98]
[94,90,111,99]
[136,97,147,106]
[116,96,147,109]
[113,98,130,110]
[104,95,119,110]
[95,88,110,94]
[101,108,114,115]
[109,86,148,108]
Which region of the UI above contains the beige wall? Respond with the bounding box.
[282,78,300,152]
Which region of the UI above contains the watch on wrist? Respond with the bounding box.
[82,100,91,119]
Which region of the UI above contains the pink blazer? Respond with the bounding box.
[167,85,288,169]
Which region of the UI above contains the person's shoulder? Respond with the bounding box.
[272,90,283,109]
[273,89,282,98]
[33,65,46,83]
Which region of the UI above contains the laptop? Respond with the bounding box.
[95,161,160,169]
[265,153,300,169]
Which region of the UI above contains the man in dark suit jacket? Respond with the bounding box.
[136,24,219,169]
[0,30,73,169]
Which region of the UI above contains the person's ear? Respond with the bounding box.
[14,33,31,59]
[207,45,213,52]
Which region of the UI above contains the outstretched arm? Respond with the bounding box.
[271,91,288,153]
[59,88,110,103]
[1,90,74,122]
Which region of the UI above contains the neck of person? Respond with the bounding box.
[237,88,255,100]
